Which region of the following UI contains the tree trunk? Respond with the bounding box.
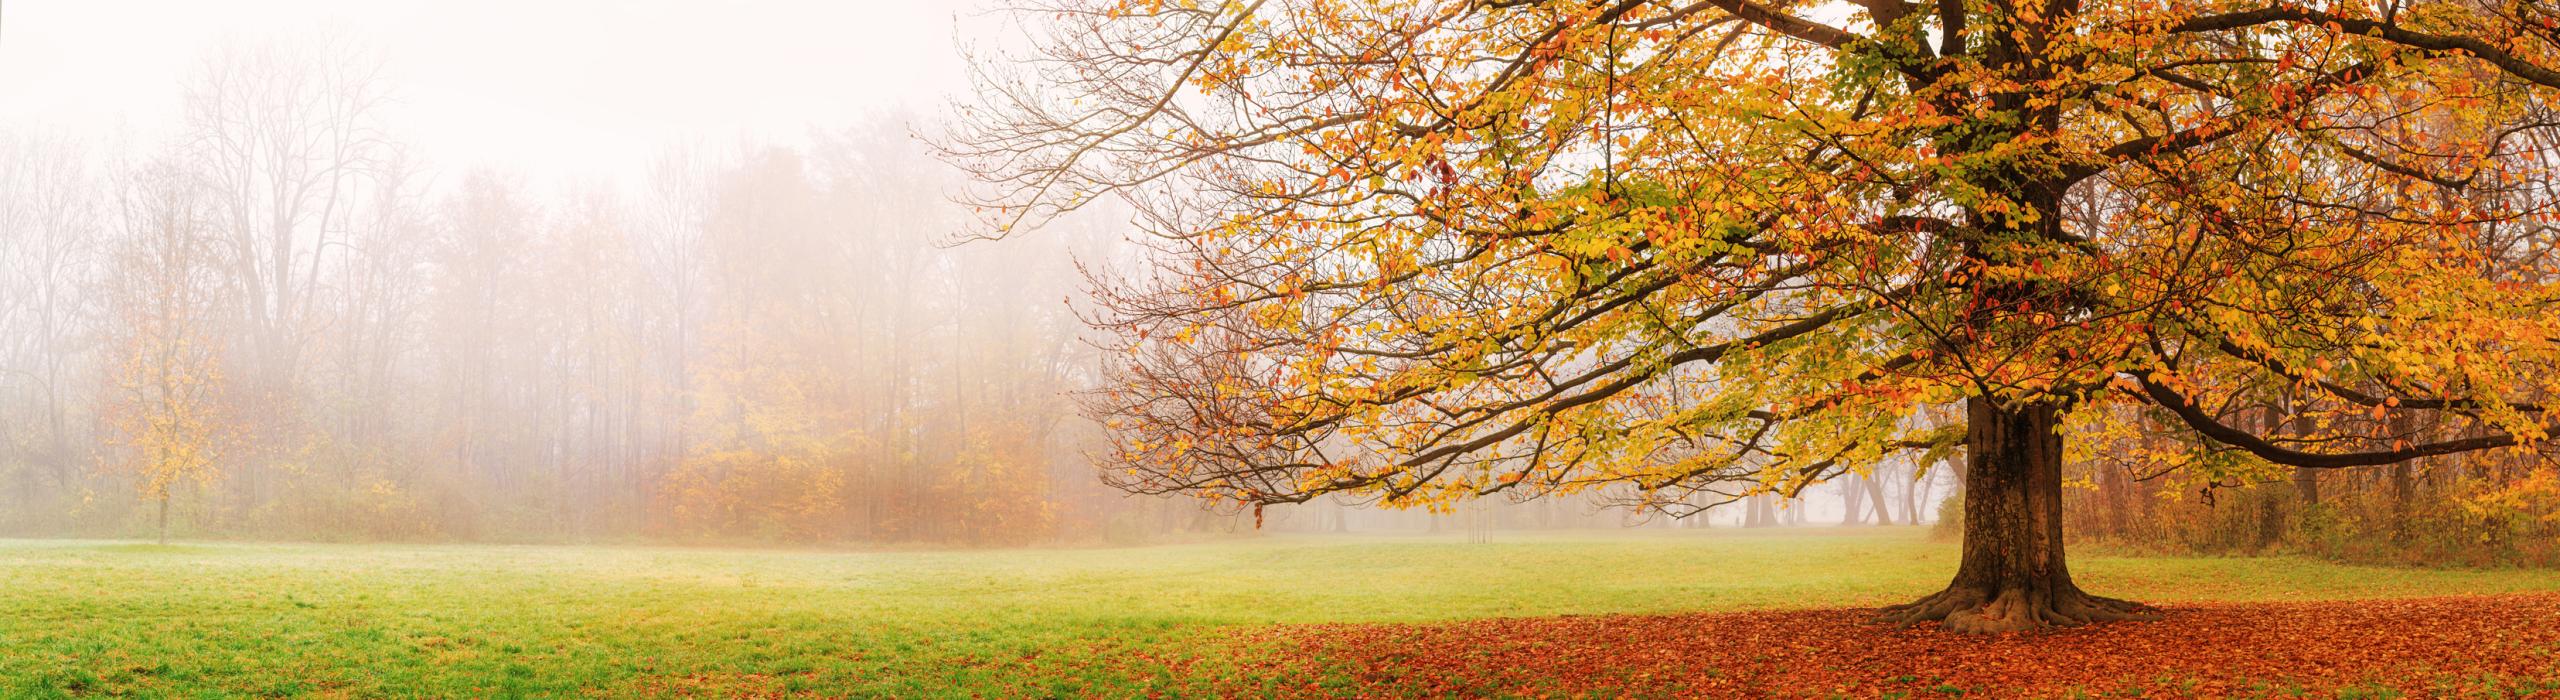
[1841,476,1864,526]
[2099,460,2130,538]
[2293,402,2334,507]
[1903,464,1925,525]
[157,495,171,546]
[1879,397,2156,633]
[1864,475,1894,526]
[2390,461,2415,541]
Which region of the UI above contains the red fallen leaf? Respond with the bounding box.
[1205,593,2560,698]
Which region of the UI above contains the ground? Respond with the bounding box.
[1,529,2555,698]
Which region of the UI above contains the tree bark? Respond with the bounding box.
[1879,396,2156,633]
[2290,397,2321,508]
[2099,460,2129,538]
[1864,475,1895,526]
[1902,463,1925,525]
[1841,476,1864,526]
[2390,461,2415,541]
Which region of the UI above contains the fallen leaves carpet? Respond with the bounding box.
[1221,593,2560,698]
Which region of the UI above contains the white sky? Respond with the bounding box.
[0,0,976,186]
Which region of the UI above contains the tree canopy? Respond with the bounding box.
[951,0,2560,513]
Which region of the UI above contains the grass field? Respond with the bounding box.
[5,528,2557,698]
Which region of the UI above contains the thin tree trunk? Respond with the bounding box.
[1902,463,1923,524]
[157,495,170,546]
[1865,475,1894,526]
[2290,395,2322,509]
[2391,461,2415,541]
[1841,476,1864,526]
[2100,461,2129,538]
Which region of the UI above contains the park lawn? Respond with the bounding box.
[2,528,2555,698]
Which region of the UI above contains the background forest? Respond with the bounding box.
[0,38,1152,544]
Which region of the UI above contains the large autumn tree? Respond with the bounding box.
[946,0,2560,632]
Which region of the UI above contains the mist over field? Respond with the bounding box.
[0,1,1085,543]
[6,0,2560,696]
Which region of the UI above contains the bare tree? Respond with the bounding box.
[181,35,396,516]
[0,132,107,528]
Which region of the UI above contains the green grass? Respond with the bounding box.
[1,527,2552,697]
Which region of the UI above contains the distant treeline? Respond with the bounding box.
[2058,405,2560,567]
[0,38,1173,545]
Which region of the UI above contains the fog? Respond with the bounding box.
[1,0,967,184]
[0,0,1916,545]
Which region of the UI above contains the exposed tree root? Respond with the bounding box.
[1877,584,2159,634]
